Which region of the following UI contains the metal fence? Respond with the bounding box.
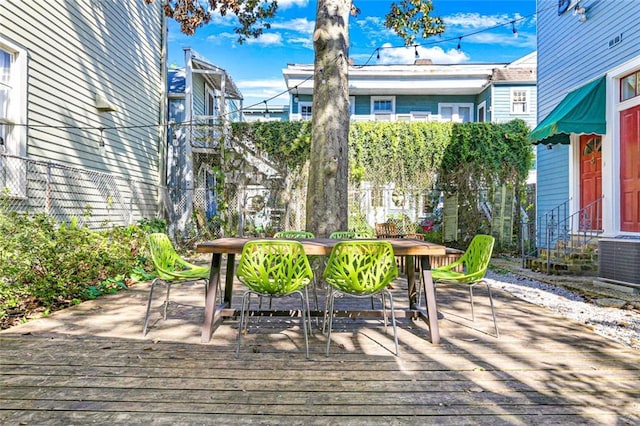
[0,154,163,228]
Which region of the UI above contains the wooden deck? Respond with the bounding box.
[1,267,639,424]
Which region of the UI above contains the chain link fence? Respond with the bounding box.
[0,154,163,228]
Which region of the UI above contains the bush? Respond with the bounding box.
[0,211,154,328]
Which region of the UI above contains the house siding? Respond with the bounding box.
[0,0,164,225]
[491,84,537,128]
[536,0,640,263]
[0,0,164,180]
[537,1,640,118]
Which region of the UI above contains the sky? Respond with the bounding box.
[167,0,539,108]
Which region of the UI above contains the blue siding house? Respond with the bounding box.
[282,52,536,126]
[531,0,640,286]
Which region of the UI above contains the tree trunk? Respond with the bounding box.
[306,0,350,237]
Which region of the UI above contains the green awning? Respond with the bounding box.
[529,76,606,145]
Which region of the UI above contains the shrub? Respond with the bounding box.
[0,212,154,327]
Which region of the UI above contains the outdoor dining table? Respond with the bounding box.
[196,237,447,345]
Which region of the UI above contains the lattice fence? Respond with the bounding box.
[0,154,163,228]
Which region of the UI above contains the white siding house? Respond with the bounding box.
[0,0,166,226]
[532,0,640,287]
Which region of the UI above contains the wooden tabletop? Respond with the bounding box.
[196,237,447,257]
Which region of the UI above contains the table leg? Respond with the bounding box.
[406,255,416,304]
[224,254,235,305]
[201,253,221,343]
[419,255,440,345]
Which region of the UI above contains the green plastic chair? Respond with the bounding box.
[273,230,315,239]
[323,241,399,356]
[236,240,314,358]
[329,231,356,239]
[431,234,499,337]
[143,233,214,337]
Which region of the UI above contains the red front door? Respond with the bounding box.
[579,135,602,231]
[620,105,640,232]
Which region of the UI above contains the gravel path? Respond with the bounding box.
[486,270,640,349]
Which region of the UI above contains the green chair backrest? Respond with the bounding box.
[458,234,495,283]
[273,230,315,239]
[147,233,207,280]
[323,241,398,295]
[329,231,356,239]
[237,240,313,295]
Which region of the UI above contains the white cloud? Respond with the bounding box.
[276,0,309,9]
[245,32,283,46]
[237,79,289,106]
[271,18,315,34]
[288,37,314,50]
[444,12,513,30]
[377,43,469,65]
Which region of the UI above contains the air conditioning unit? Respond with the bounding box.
[599,237,640,287]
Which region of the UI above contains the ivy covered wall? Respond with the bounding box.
[227,119,532,247]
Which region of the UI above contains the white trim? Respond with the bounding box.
[298,101,312,121]
[0,36,27,197]
[477,101,487,122]
[606,55,640,235]
[438,103,474,122]
[510,87,530,114]
[370,96,396,114]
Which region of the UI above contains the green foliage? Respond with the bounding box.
[0,211,155,327]
[385,0,445,45]
[231,121,312,171]
[226,119,531,246]
[438,120,533,244]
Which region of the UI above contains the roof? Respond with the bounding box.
[168,51,243,100]
[283,52,537,96]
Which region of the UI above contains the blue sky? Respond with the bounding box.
[167,0,538,107]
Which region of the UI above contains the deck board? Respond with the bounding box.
[1,268,639,424]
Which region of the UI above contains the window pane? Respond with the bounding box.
[621,74,636,101]
[0,50,10,84]
[301,104,312,120]
[440,106,452,120]
[459,106,471,122]
[373,100,392,112]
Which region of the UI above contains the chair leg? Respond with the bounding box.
[468,284,476,322]
[484,281,500,338]
[142,278,160,337]
[303,286,313,337]
[381,292,388,331]
[384,289,399,356]
[325,290,337,356]
[163,282,172,320]
[237,291,251,358]
[294,290,310,359]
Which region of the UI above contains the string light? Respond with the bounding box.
[8,5,549,130]
[414,44,419,58]
[294,86,299,103]
[264,100,270,120]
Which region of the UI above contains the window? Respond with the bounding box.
[371,96,395,114]
[621,71,640,101]
[477,101,486,122]
[349,96,355,116]
[0,38,27,197]
[299,101,312,120]
[511,89,529,114]
[438,103,473,122]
